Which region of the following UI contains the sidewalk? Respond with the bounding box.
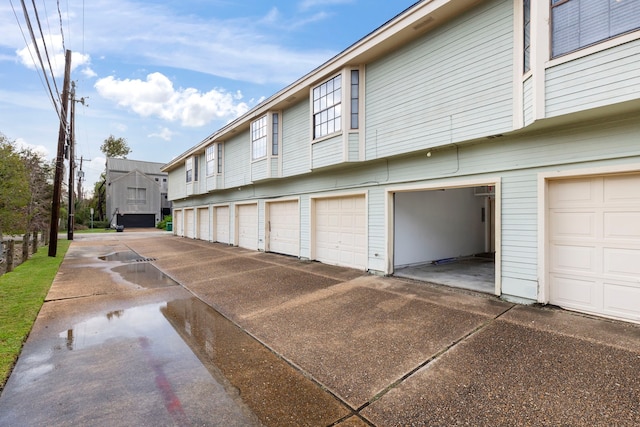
[1,232,639,426]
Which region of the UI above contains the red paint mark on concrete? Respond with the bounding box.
[139,337,189,426]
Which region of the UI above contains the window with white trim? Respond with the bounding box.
[551,0,640,58]
[313,74,342,139]
[251,115,268,160]
[193,155,199,182]
[185,157,193,182]
[206,144,215,176]
[217,143,223,173]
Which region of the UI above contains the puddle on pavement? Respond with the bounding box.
[112,263,179,289]
[99,250,177,289]
[53,296,348,426]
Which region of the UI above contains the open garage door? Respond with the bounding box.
[548,174,640,323]
[314,194,366,270]
[197,207,210,241]
[236,204,258,250]
[267,200,299,256]
[393,185,497,294]
[214,206,230,244]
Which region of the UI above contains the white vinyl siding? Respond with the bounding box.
[251,158,268,182]
[282,100,311,177]
[224,131,250,188]
[312,135,343,169]
[365,0,513,160]
[546,38,640,117]
[167,165,186,201]
[523,75,534,126]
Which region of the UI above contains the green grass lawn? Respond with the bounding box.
[0,241,70,390]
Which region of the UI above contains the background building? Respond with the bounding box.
[106,157,171,228]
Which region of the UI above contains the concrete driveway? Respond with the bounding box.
[1,232,639,426]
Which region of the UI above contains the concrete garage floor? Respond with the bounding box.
[1,233,639,426]
[394,255,495,294]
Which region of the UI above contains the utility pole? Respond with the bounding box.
[67,81,76,240]
[49,49,72,257]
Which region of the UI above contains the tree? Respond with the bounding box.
[19,146,53,234]
[0,134,31,240]
[100,135,131,159]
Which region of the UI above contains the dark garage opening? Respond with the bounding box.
[117,213,156,228]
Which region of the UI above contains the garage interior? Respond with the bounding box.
[393,186,496,294]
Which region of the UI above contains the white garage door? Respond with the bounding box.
[268,200,299,256]
[237,204,258,250]
[197,207,210,241]
[214,206,230,244]
[549,174,640,323]
[174,210,183,236]
[314,195,367,270]
[184,209,195,239]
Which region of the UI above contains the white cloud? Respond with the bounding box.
[299,0,355,11]
[95,72,250,127]
[82,67,98,78]
[16,35,90,78]
[14,137,49,158]
[148,127,174,141]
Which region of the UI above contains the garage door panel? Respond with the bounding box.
[237,204,258,250]
[549,179,598,205]
[604,175,640,202]
[215,207,230,244]
[550,244,597,273]
[550,212,595,238]
[175,211,183,236]
[604,211,640,238]
[550,275,599,307]
[604,282,640,320]
[268,201,299,256]
[198,208,209,241]
[549,174,640,323]
[314,195,366,270]
[185,210,195,239]
[603,248,640,277]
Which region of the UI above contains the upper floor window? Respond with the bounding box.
[127,187,146,204]
[350,70,359,129]
[251,115,268,160]
[206,144,215,175]
[217,143,223,173]
[551,0,640,58]
[272,113,279,156]
[313,74,342,139]
[185,157,193,182]
[524,0,531,72]
[193,155,199,182]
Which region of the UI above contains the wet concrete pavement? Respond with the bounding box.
[1,231,640,426]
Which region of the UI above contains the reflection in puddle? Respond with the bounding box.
[58,297,347,425]
[112,263,179,289]
[98,251,143,262]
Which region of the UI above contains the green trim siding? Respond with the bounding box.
[546,39,640,117]
[224,131,250,188]
[312,135,343,169]
[282,100,311,177]
[364,0,514,160]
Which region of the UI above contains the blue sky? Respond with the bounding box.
[1,0,417,192]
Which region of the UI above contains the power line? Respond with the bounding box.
[30,0,61,102]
